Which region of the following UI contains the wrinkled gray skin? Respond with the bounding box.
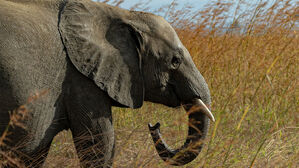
[0,0,211,167]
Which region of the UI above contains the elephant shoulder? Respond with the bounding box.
[0,0,60,25]
[0,0,60,49]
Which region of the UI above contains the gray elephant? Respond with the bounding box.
[0,0,215,167]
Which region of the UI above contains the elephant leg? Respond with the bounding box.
[21,142,53,168]
[1,137,53,168]
[2,115,62,168]
[64,71,115,168]
[70,115,115,168]
[0,91,68,167]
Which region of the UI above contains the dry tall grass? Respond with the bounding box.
[0,90,49,167]
[1,0,298,167]
[46,0,298,167]
[0,105,29,168]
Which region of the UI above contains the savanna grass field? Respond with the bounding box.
[1,0,298,167]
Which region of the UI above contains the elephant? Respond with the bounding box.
[0,0,215,167]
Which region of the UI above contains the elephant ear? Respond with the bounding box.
[59,1,144,108]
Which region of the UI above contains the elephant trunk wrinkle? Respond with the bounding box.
[148,98,212,166]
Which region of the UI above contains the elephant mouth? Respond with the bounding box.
[166,83,183,107]
[167,82,215,121]
[148,98,215,166]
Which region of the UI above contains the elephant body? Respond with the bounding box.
[1,1,115,166]
[0,0,68,151]
[0,0,213,167]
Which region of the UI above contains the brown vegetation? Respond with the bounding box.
[1,0,298,167]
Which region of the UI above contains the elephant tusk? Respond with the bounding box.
[196,99,215,122]
[184,99,215,122]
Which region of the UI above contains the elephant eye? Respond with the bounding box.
[171,56,181,69]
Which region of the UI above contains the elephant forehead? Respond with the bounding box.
[153,19,182,45]
[160,29,181,46]
[136,14,181,47]
[160,29,183,50]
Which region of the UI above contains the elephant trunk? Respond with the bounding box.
[148,99,214,166]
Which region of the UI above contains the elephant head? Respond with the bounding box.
[59,0,214,166]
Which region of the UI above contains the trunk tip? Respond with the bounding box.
[148,122,161,131]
